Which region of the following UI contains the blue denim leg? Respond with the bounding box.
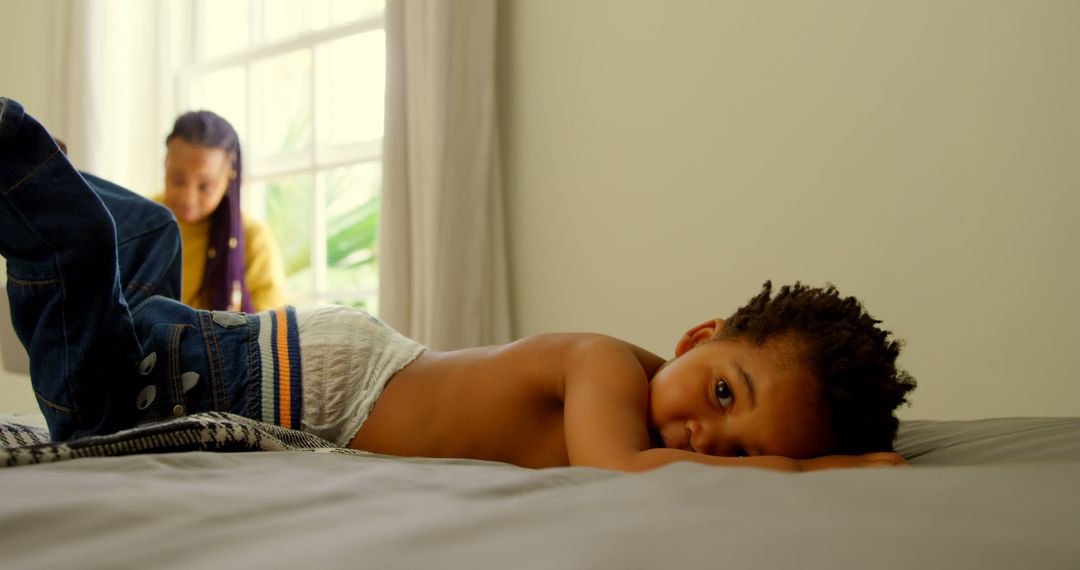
[0,98,178,440]
[85,172,182,307]
[1,98,301,440]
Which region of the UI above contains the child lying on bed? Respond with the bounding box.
[0,97,915,472]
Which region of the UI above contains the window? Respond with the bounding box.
[172,0,385,312]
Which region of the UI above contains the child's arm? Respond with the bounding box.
[628,448,907,472]
[561,336,906,472]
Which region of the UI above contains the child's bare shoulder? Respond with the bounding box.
[491,332,625,361]
[497,332,664,378]
[395,332,627,392]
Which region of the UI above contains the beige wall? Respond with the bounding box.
[0,2,54,122]
[498,0,1080,420]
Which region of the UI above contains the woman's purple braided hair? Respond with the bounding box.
[166,110,253,312]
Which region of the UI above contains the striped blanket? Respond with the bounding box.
[0,411,365,468]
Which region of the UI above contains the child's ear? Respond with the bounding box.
[674,319,726,357]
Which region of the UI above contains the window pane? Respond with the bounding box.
[311,0,332,31]
[187,66,248,141]
[247,174,314,301]
[332,0,385,24]
[250,50,313,160]
[315,31,385,148]
[263,0,331,43]
[322,163,379,300]
[197,0,251,59]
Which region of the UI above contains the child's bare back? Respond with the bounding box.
[353,333,599,468]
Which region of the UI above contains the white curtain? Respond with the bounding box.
[42,0,101,172]
[40,0,159,194]
[379,0,511,350]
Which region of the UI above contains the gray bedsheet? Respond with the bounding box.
[2,417,1079,569]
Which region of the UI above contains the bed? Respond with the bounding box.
[1,413,1078,569]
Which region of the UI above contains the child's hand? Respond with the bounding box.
[798,452,909,471]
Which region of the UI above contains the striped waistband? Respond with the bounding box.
[255,307,302,429]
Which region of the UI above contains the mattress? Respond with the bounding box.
[1,416,1078,569]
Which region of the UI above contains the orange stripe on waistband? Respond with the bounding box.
[275,309,292,429]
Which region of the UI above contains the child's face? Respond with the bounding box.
[164,139,232,224]
[648,323,831,459]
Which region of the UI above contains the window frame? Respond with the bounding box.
[167,0,386,309]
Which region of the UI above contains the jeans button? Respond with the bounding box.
[136,385,156,410]
[137,352,157,375]
[211,311,247,328]
[181,371,200,393]
[172,405,185,417]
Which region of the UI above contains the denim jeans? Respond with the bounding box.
[0,98,301,441]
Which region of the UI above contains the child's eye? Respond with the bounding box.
[714,380,733,408]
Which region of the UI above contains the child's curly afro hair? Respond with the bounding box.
[720,281,917,454]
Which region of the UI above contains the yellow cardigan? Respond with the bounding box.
[153,195,287,311]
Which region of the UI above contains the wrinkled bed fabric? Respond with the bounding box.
[0,412,364,467]
[896,416,1080,465]
[1,416,1078,570]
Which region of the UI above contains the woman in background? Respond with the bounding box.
[158,110,286,312]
